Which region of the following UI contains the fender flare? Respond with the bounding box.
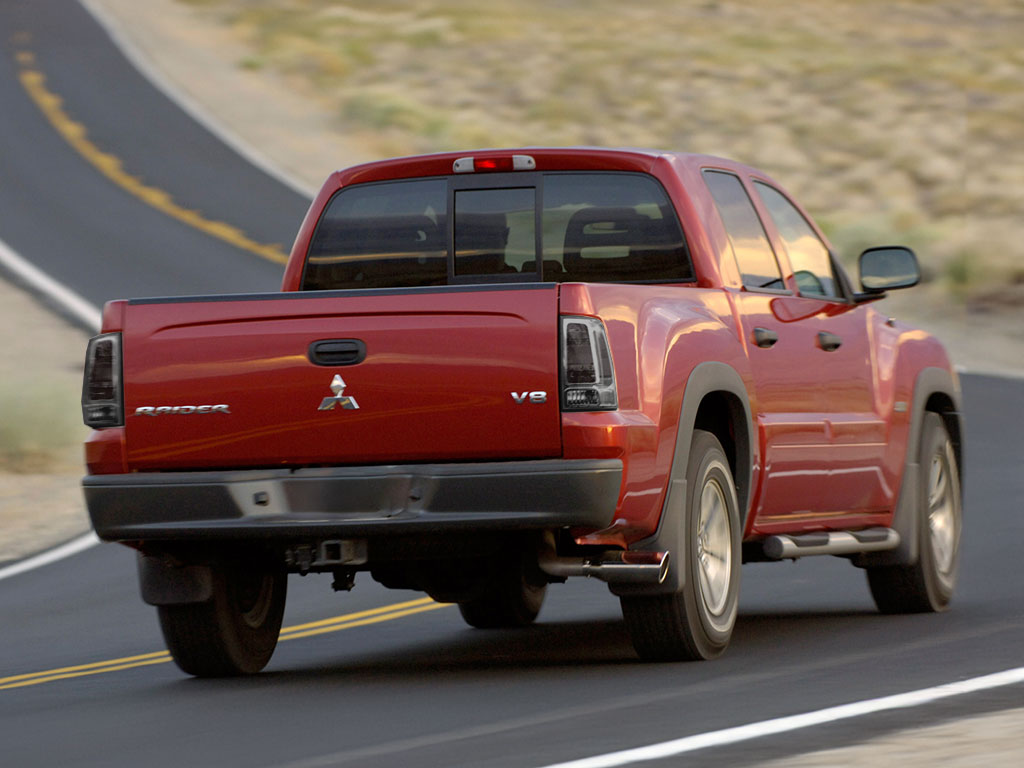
[858,366,963,568]
[612,361,753,596]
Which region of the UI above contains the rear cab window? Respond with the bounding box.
[303,179,448,291]
[301,172,693,290]
[454,187,536,278]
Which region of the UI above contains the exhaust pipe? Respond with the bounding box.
[539,549,670,584]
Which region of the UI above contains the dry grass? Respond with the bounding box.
[0,279,90,474]
[0,375,85,473]
[181,0,1024,303]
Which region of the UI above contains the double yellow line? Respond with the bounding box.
[14,49,290,265]
[279,596,445,641]
[0,597,446,691]
[0,651,171,691]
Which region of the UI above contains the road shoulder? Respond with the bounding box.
[0,274,91,566]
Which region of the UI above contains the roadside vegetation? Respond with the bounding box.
[0,284,88,474]
[0,375,83,473]
[181,0,1024,308]
[0,284,89,554]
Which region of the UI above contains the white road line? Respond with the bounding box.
[79,0,315,199]
[0,236,102,331]
[0,532,100,582]
[535,666,1024,768]
[0,235,101,578]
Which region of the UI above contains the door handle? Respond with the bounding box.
[752,327,779,349]
[817,332,842,352]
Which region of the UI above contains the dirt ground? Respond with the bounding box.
[0,0,1020,761]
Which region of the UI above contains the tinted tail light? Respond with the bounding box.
[561,317,617,411]
[82,333,123,428]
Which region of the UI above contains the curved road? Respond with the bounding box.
[1,3,1023,767]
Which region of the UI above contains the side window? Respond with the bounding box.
[703,171,785,291]
[755,182,840,299]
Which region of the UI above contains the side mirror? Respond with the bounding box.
[858,246,920,294]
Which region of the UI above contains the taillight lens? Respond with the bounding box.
[561,317,617,411]
[82,333,123,428]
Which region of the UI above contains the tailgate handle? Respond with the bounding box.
[309,339,366,366]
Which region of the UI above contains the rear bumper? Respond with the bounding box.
[84,459,622,542]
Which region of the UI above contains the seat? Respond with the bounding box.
[455,213,515,275]
[562,207,682,282]
[308,214,446,288]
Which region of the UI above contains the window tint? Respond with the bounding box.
[703,171,784,290]
[455,188,536,277]
[301,172,692,290]
[542,174,691,283]
[755,183,839,298]
[303,179,447,291]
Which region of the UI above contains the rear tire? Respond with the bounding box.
[868,413,961,613]
[158,561,287,677]
[458,551,547,629]
[621,430,741,661]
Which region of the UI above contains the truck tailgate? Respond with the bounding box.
[120,285,561,470]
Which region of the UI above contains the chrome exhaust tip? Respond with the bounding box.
[539,549,670,584]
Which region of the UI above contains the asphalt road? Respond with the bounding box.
[2,373,1023,768]
[1,2,1023,767]
[0,0,305,309]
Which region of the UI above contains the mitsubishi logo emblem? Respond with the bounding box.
[318,375,359,411]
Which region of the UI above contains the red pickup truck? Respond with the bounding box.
[82,148,963,676]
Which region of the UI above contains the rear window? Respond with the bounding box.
[301,172,692,290]
[303,179,447,291]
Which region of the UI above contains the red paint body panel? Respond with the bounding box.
[560,281,750,544]
[117,287,560,470]
[87,148,959,549]
[85,426,127,475]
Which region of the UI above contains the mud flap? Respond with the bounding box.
[854,462,920,568]
[610,362,753,597]
[855,366,962,569]
[138,553,213,605]
[609,478,688,596]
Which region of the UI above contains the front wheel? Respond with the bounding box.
[621,430,741,661]
[867,413,962,613]
[158,561,287,677]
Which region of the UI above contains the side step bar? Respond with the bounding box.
[539,549,670,584]
[762,527,900,560]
